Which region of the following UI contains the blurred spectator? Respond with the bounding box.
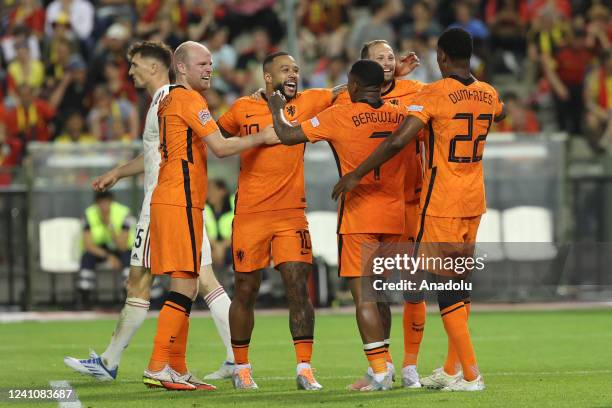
[205,179,234,269]
[94,0,136,39]
[401,1,442,40]
[233,27,276,92]
[87,85,139,141]
[137,0,186,45]
[348,0,402,60]
[299,0,349,36]
[308,55,348,88]
[486,0,528,74]
[54,111,95,144]
[88,23,131,86]
[204,88,230,119]
[4,84,56,145]
[44,37,74,91]
[205,26,237,94]
[1,25,41,63]
[584,51,612,151]
[45,0,94,41]
[185,0,216,41]
[41,12,80,67]
[48,55,91,132]
[585,4,612,53]
[77,190,132,307]
[6,40,45,93]
[6,0,45,38]
[527,6,571,62]
[542,27,596,134]
[219,0,284,43]
[0,109,24,184]
[104,60,138,103]
[526,0,572,21]
[492,91,540,132]
[401,34,441,83]
[449,1,490,41]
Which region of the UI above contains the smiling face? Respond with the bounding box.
[366,42,395,86]
[177,44,213,92]
[264,54,299,100]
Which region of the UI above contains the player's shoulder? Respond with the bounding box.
[152,84,172,106]
[232,95,266,109]
[474,80,500,96]
[396,79,425,94]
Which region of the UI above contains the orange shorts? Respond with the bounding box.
[232,208,312,272]
[338,233,403,278]
[400,199,420,242]
[150,203,203,276]
[415,215,481,276]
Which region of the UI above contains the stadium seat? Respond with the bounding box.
[39,217,83,304]
[306,211,338,267]
[501,206,557,261]
[475,208,504,261]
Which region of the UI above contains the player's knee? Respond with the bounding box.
[126,267,152,299]
[437,290,465,311]
[234,273,260,302]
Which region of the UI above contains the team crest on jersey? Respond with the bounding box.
[198,109,212,125]
[390,99,399,105]
[286,105,296,117]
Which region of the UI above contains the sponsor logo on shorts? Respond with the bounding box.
[236,249,245,263]
[132,253,139,260]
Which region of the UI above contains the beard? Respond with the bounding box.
[274,80,298,101]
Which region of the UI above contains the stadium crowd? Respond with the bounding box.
[0,0,611,173]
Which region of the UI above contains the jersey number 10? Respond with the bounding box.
[448,113,493,163]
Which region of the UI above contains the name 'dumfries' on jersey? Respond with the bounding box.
[448,89,494,105]
[352,111,405,127]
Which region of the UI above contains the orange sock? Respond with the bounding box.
[169,317,189,374]
[440,301,478,381]
[148,291,192,372]
[364,342,388,374]
[402,301,426,367]
[231,338,250,365]
[443,300,471,375]
[384,340,393,364]
[293,336,313,364]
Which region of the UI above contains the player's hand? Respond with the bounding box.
[92,169,119,192]
[268,90,287,112]
[395,52,420,77]
[250,88,265,100]
[331,172,361,201]
[262,125,281,145]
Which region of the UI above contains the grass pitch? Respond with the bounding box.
[1,308,611,407]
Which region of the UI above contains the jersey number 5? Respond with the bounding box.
[449,113,492,163]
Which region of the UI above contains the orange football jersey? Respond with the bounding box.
[407,76,503,217]
[335,79,424,203]
[151,85,219,209]
[302,101,406,235]
[217,88,333,214]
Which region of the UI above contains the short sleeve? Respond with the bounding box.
[405,86,438,125]
[302,88,334,114]
[217,101,241,135]
[333,90,351,106]
[301,105,340,143]
[182,97,219,138]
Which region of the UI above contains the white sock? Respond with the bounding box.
[204,286,234,363]
[296,362,311,374]
[373,371,388,383]
[101,297,149,369]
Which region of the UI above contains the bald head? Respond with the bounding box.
[173,41,213,92]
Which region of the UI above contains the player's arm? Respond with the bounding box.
[331,115,425,200]
[203,127,279,158]
[92,154,145,192]
[267,91,309,145]
[218,124,234,139]
[494,103,507,123]
[331,84,348,103]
